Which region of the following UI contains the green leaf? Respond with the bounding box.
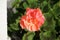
[42,1,48,7]
[40,31,56,40]
[53,1,60,17]
[10,23,19,30]
[42,13,56,31]
[43,31,51,38]
[12,0,21,8]
[27,0,37,4]
[23,2,29,9]
[8,27,13,32]
[16,17,20,24]
[40,31,51,40]
[22,32,35,40]
[27,0,38,8]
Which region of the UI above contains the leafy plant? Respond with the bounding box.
[7,0,60,40]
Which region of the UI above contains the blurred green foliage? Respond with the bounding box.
[7,0,60,40]
[22,32,35,40]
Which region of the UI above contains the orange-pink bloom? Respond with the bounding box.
[20,8,45,31]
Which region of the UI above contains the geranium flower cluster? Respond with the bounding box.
[20,8,45,31]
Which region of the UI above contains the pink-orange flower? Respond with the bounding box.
[20,8,45,31]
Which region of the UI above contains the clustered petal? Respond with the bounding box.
[20,8,45,31]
